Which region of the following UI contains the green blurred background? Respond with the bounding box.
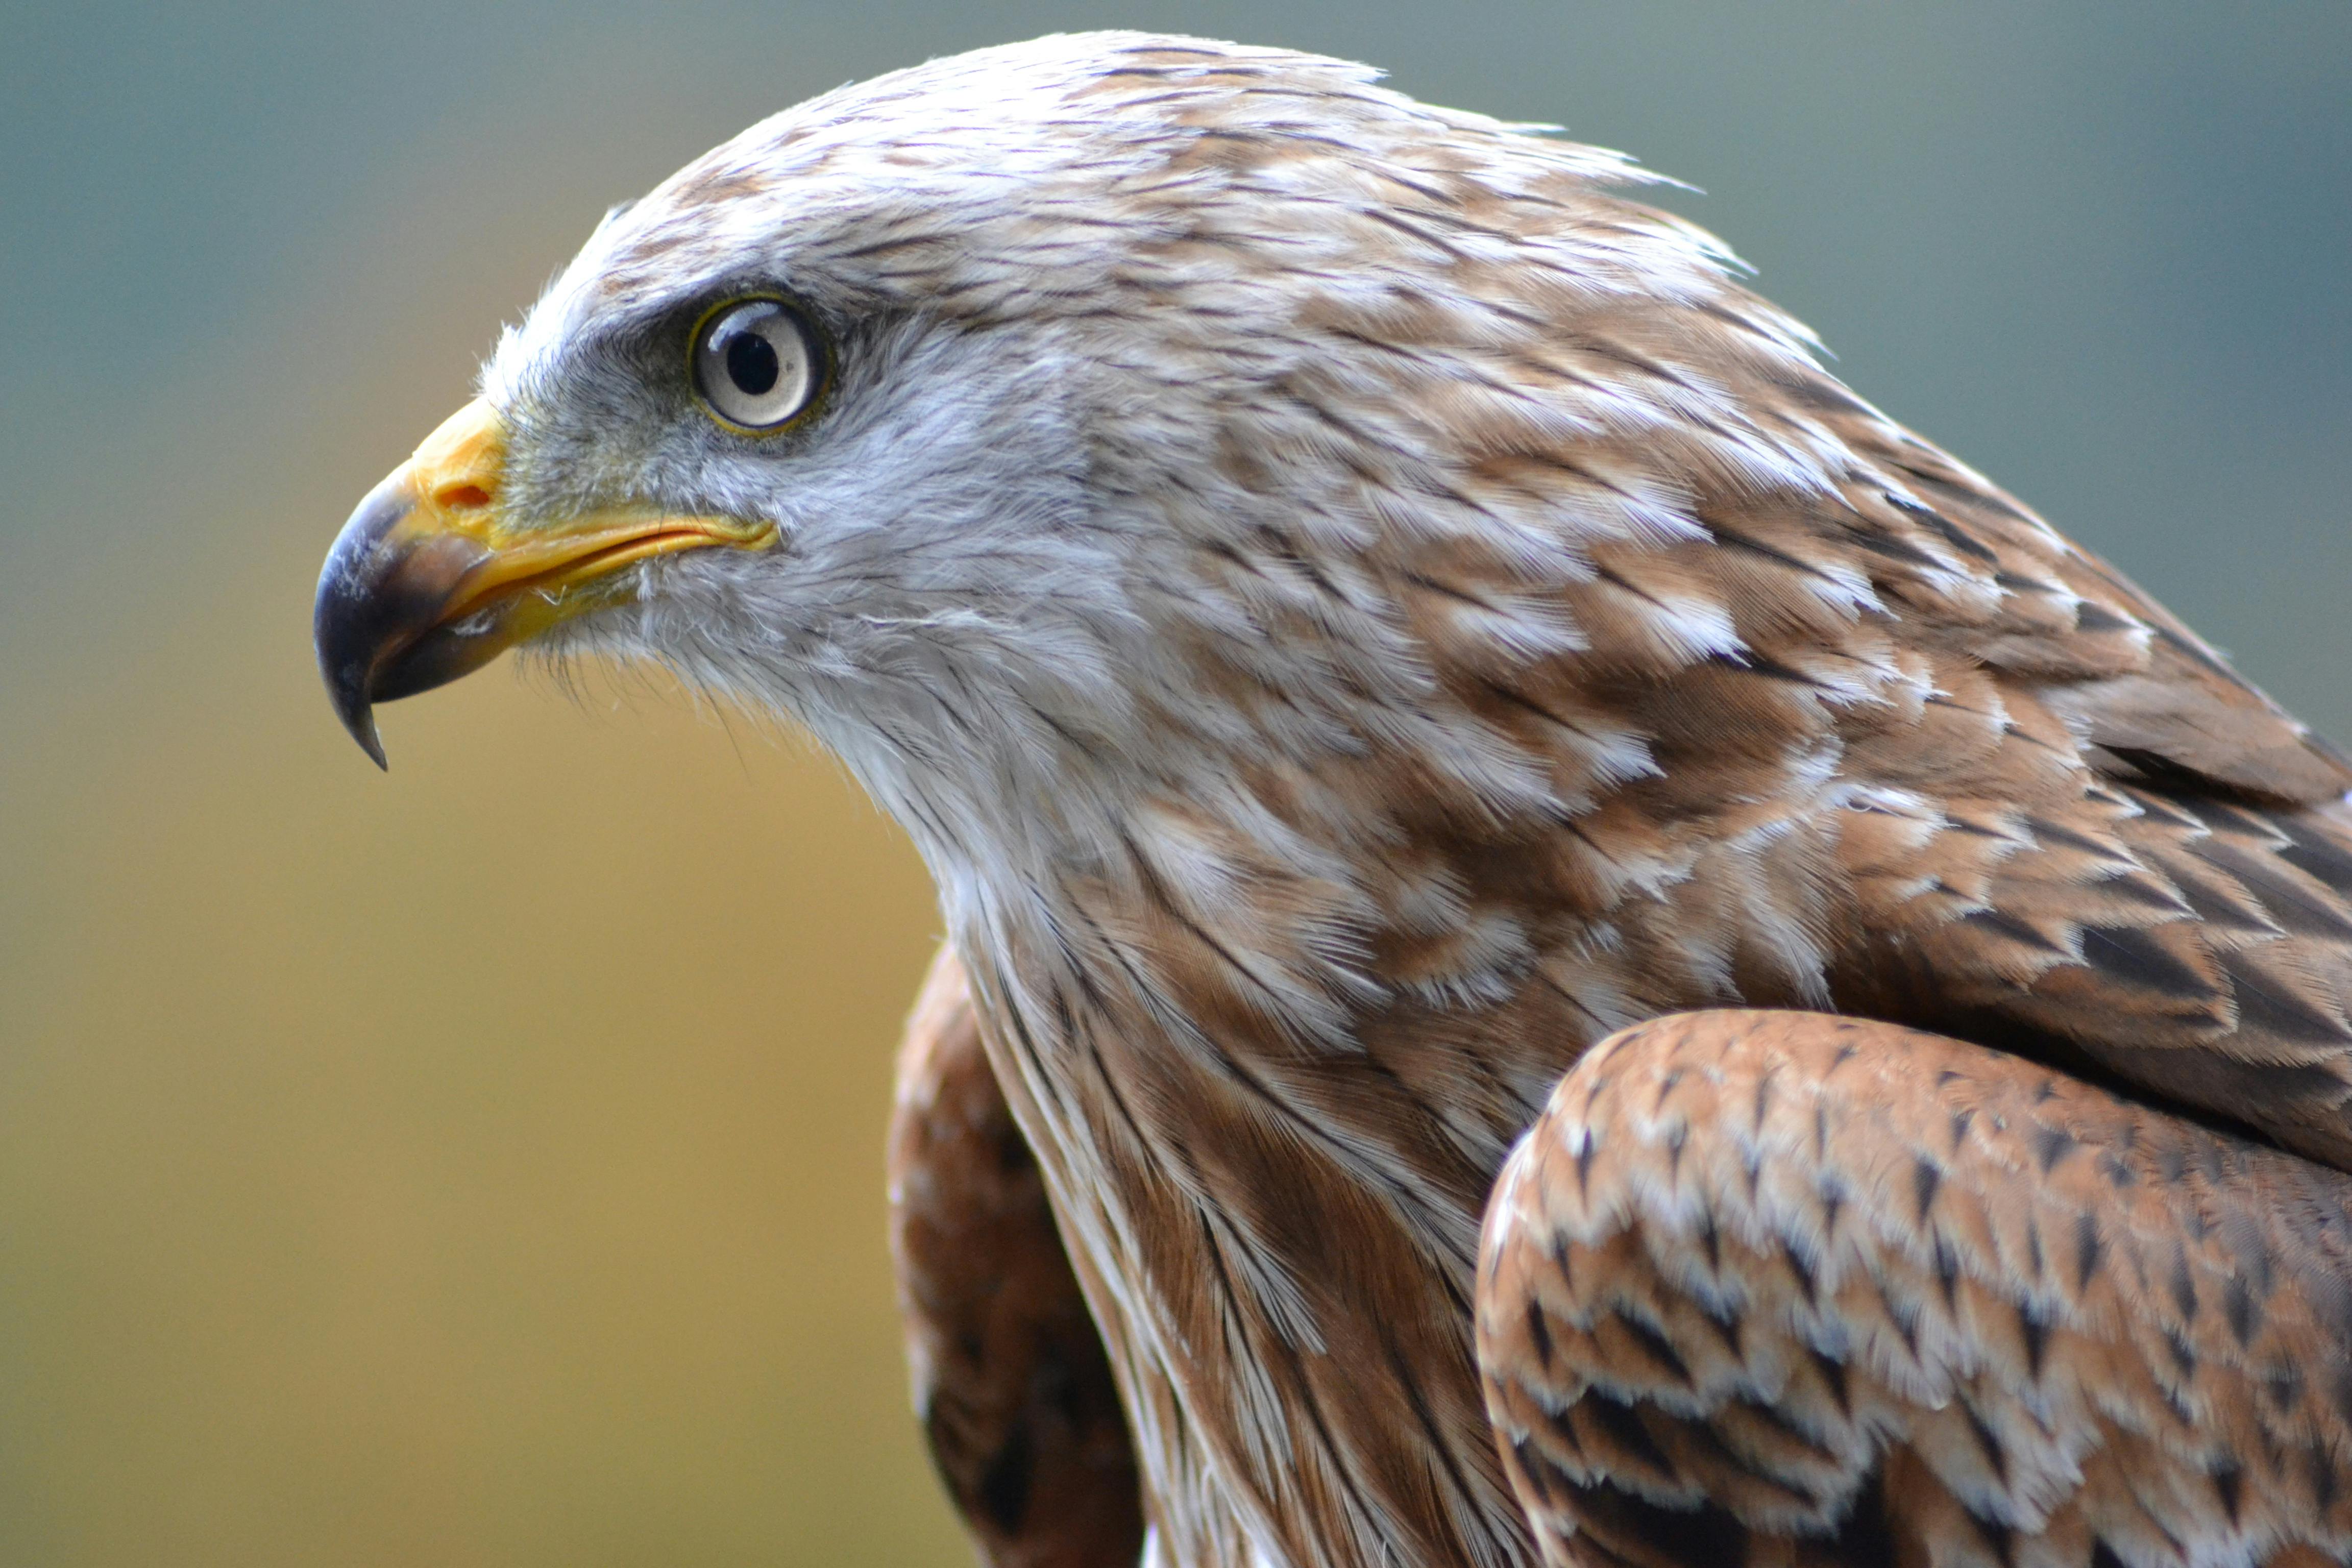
[1,3,2345,1564]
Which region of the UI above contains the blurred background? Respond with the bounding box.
[1,2,2346,1563]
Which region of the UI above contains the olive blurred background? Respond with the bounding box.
[1,3,2345,1564]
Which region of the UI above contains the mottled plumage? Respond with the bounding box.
[314,32,2352,1568]
[1481,1012,2352,1568]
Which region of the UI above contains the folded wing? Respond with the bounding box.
[888,945,1145,1568]
[1478,1009,2352,1568]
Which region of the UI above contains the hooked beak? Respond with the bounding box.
[312,397,776,767]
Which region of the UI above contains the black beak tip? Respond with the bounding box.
[317,634,391,770]
[314,474,412,771]
[340,688,390,771]
[315,471,515,770]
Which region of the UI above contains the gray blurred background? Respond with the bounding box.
[2,3,2345,1564]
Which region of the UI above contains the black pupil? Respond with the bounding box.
[725,328,781,396]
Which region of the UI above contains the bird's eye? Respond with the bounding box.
[691,299,821,431]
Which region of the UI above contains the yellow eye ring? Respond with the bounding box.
[690,297,826,434]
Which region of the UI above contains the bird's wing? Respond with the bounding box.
[887,943,1145,1568]
[1476,1009,2352,1568]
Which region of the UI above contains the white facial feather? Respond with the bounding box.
[483,33,1858,941]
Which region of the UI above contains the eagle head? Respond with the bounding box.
[316,31,1814,897]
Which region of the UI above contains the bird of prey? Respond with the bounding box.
[313,33,2352,1568]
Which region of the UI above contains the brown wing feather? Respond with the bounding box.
[1478,1009,2352,1568]
[887,944,1145,1568]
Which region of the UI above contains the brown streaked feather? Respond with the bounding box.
[550,39,2352,1568]
[1359,305,2352,1166]
[1479,1009,2352,1568]
[887,944,1145,1568]
[943,326,2352,1563]
[975,282,2352,1563]
[955,291,2352,1565]
[1723,408,2352,1164]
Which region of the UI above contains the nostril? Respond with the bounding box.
[437,483,493,511]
